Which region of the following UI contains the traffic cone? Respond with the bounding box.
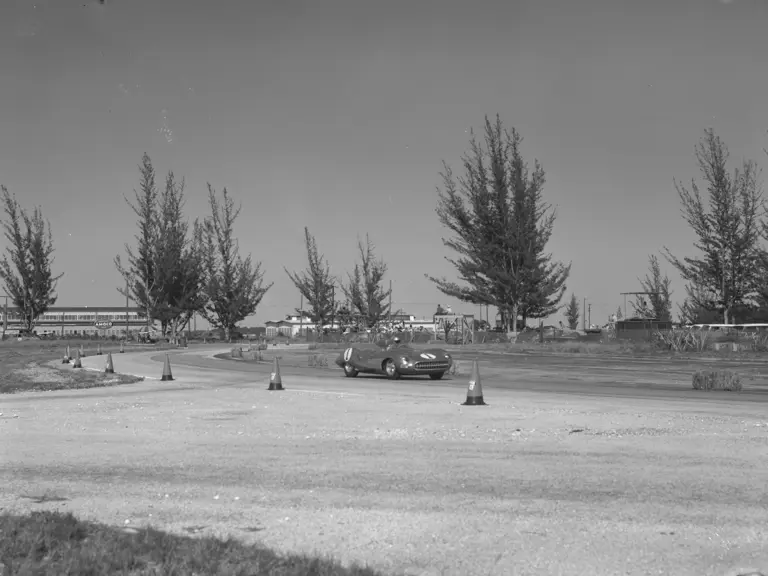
[161,353,173,381]
[79,343,86,358]
[267,357,284,391]
[462,359,486,406]
[72,349,82,369]
[120,340,125,353]
[62,345,70,364]
[97,343,103,355]
[105,352,114,374]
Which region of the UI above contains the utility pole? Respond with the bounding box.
[2,294,7,337]
[299,294,303,337]
[125,279,129,338]
[388,280,392,328]
[582,298,586,331]
[331,284,335,331]
[588,303,592,328]
[722,253,727,324]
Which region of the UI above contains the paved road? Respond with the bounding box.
[155,346,768,405]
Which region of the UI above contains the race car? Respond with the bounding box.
[334,338,453,380]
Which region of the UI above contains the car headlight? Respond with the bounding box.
[399,357,410,365]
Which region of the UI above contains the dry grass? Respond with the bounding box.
[692,370,744,391]
[0,510,388,576]
[0,340,147,394]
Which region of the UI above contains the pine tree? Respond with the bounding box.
[632,255,673,321]
[115,153,161,332]
[116,155,206,340]
[285,227,337,332]
[153,172,206,340]
[663,129,763,324]
[564,293,580,330]
[427,115,570,332]
[341,235,391,330]
[200,184,273,340]
[0,187,63,332]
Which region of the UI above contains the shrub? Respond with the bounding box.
[230,347,242,359]
[692,370,742,391]
[654,329,710,352]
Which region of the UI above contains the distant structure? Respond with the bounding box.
[1,306,146,337]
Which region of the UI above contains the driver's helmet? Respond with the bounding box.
[392,337,401,345]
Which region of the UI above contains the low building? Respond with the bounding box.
[264,320,293,337]
[1,306,149,337]
[615,318,673,340]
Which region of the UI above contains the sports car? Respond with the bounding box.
[334,342,453,380]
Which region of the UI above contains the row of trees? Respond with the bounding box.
[6,119,767,334]
[0,116,605,336]
[625,129,768,326]
[283,229,396,333]
[114,154,272,341]
[284,115,572,334]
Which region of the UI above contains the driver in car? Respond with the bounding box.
[386,337,401,350]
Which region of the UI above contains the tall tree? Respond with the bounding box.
[115,153,161,331]
[153,172,207,341]
[632,255,673,321]
[200,184,272,340]
[662,129,763,324]
[284,227,336,332]
[341,235,391,329]
[426,115,570,332]
[0,187,63,331]
[564,293,580,330]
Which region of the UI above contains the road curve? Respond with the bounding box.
[66,344,768,406]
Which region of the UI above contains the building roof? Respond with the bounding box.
[2,306,144,313]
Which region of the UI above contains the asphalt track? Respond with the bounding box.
[132,345,768,405]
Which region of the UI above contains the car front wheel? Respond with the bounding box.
[429,372,444,380]
[343,363,359,378]
[383,359,401,380]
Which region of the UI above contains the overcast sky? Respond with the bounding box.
[2,0,767,327]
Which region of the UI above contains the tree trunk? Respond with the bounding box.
[224,326,231,342]
[511,303,518,333]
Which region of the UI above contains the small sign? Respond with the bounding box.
[94,320,113,330]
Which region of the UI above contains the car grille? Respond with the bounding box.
[414,361,450,371]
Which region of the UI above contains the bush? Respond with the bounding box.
[692,370,742,391]
[653,329,710,352]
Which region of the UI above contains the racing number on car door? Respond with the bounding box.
[343,348,353,362]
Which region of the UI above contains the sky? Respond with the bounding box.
[2,0,768,329]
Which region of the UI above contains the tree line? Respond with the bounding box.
[4,118,768,334]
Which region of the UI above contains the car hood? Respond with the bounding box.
[390,347,451,360]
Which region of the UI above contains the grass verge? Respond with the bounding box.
[0,510,389,576]
[0,341,145,394]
